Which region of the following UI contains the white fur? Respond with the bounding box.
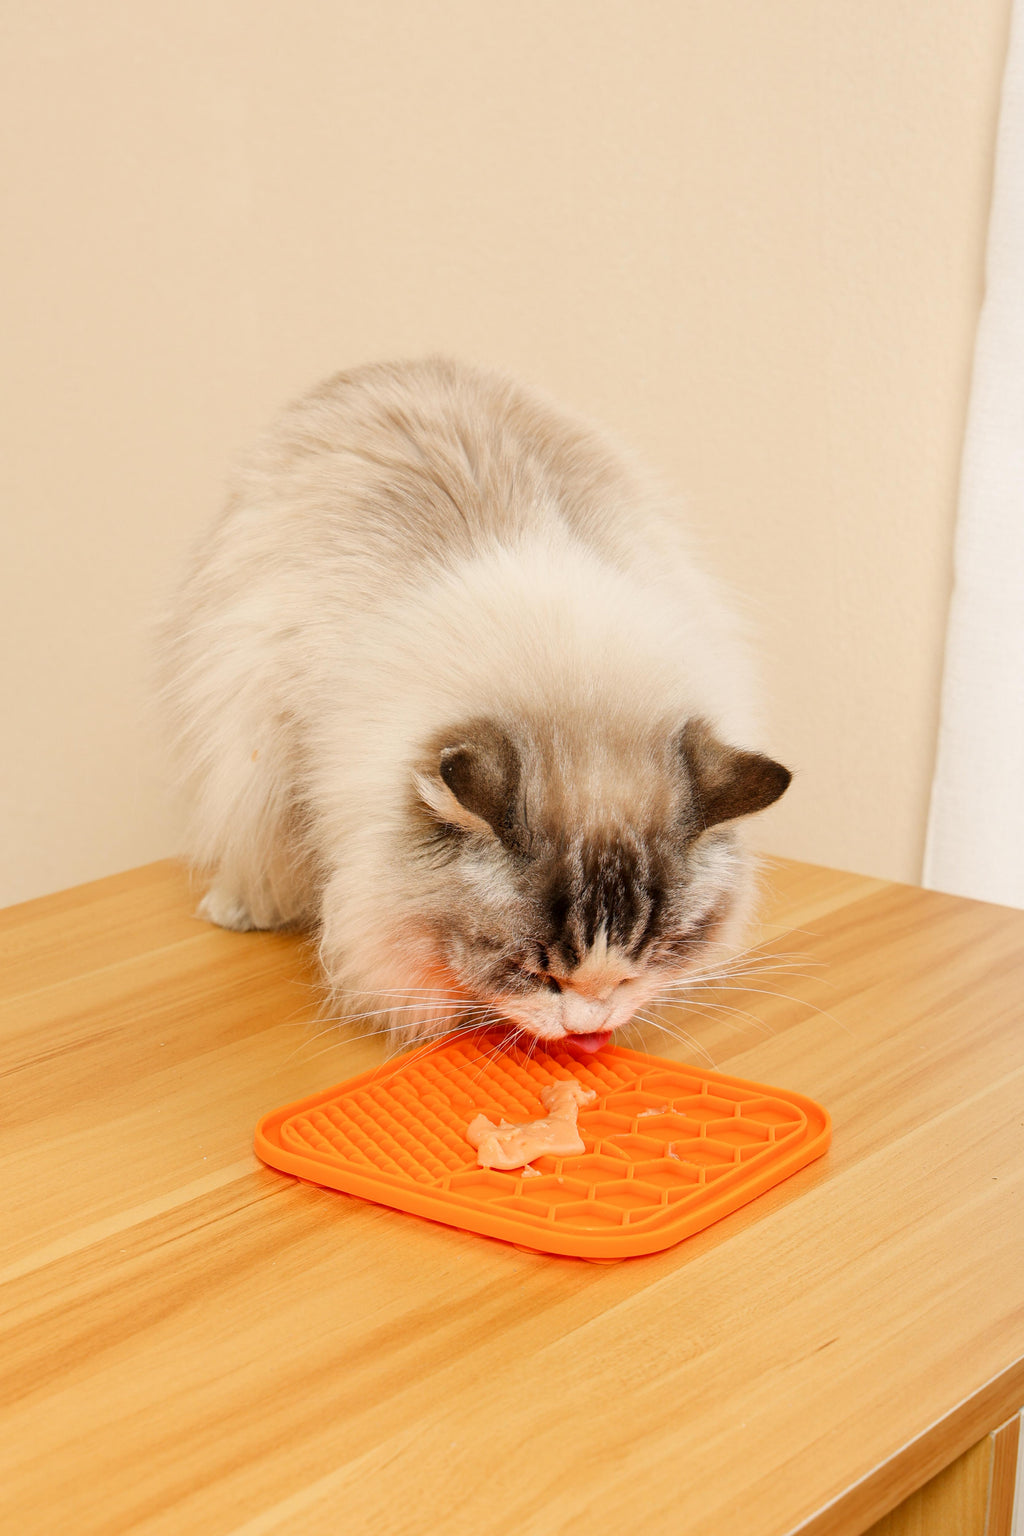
[157,358,766,1041]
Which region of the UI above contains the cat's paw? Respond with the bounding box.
[197,888,257,932]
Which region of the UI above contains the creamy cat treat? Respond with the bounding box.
[467,1080,597,1170]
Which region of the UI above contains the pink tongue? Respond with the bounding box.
[564,1029,613,1054]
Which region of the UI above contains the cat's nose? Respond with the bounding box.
[566,974,613,1002]
[568,977,631,1005]
[561,990,612,1035]
[568,984,613,1004]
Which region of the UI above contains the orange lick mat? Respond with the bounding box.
[255,1029,831,1260]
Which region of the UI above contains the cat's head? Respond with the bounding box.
[408,713,790,1049]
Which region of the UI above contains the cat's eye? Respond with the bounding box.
[509,960,562,993]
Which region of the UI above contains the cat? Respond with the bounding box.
[157,357,790,1054]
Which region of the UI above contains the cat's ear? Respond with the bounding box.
[415,719,523,849]
[678,717,791,831]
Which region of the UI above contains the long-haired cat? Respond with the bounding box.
[158,357,790,1054]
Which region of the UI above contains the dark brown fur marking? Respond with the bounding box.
[680,718,791,830]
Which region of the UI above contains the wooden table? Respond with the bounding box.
[2,857,1023,1536]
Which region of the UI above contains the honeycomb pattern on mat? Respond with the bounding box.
[278,1033,809,1232]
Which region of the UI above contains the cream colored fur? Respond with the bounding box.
[157,357,768,1044]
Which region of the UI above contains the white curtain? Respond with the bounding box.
[923,7,1024,910]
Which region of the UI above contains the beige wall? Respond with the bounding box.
[0,1,1012,906]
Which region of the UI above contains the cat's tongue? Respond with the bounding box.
[563,1029,613,1055]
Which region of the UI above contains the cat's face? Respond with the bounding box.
[410,715,790,1048]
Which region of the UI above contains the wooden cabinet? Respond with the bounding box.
[867,1414,1020,1536]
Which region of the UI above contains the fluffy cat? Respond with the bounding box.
[158,357,790,1053]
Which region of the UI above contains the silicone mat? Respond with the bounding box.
[255,1029,831,1259]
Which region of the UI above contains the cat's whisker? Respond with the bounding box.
[465,1023,525,1086]
[653,972,851,1039]
[708,983,853,1037]
[654,995,764,1032]
[631,1010,718,1069]
[374,1021,478,1081]
[679,953,828,985]
[663,959,831,1000]
[289,997,505,1062]
[526,1030,545,1072]
[651,983,778,1027]
[340,989,486,1002]
[657,997,778,1039]
[285,1003,471,1057]
[621,1017,648,1056]
[733,919,825,938]
[290,1013,466,1064]
[464,1041,508,1087]
[686,959,835,988]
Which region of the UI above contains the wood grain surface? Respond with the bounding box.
[863,1434,993,1536]
[986,1414,1022,1536]
[1,856,1023,1536]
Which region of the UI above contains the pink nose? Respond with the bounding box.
[566,979,615,1004]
